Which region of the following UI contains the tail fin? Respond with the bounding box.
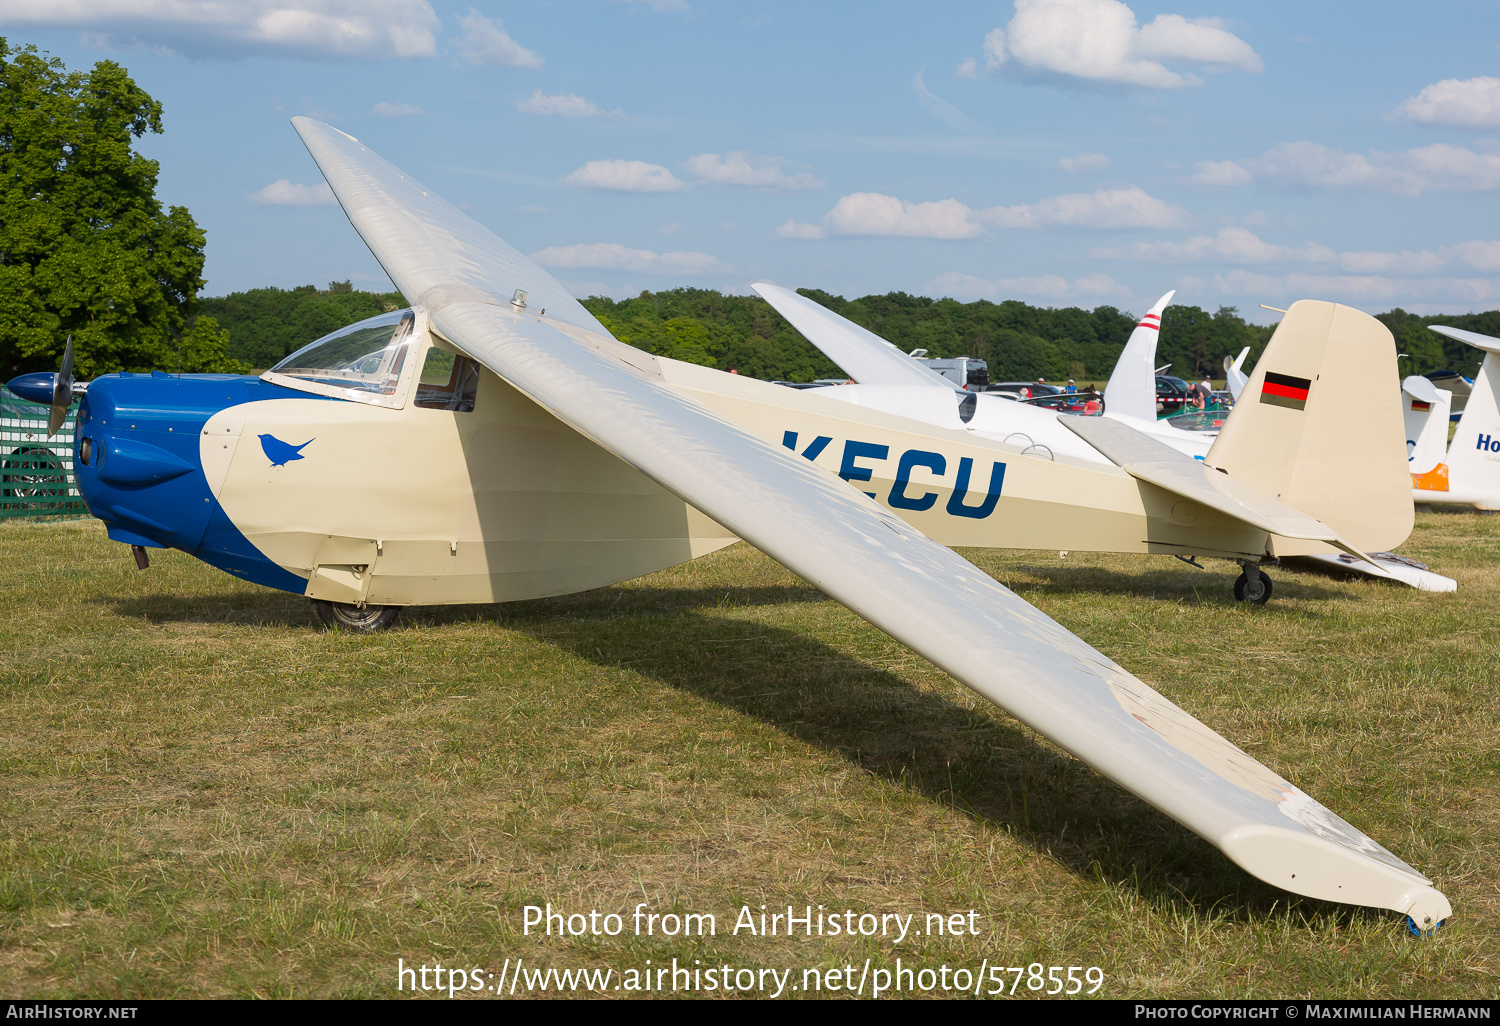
[1206,301,1412,552]
[1402,375,1450,477]
[1225,347,1250,400]
[1429,325,1500,508]
[1103,290,1174,421]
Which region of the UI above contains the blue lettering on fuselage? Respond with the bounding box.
[781,430,1006,520]
[1477,432,1500,453]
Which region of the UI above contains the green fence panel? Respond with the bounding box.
[0,388,90,523]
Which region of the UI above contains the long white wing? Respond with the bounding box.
[292,117,1450,927]
[751,281,956,389]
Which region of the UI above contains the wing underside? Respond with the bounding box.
[291,116,1450,926]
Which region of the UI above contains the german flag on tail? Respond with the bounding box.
[1259,371,1311,410]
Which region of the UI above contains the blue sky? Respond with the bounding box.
[5,1,1500,322]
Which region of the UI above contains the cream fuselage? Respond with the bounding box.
[198,323,1281,608]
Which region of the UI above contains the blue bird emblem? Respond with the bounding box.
[258,434,314,467]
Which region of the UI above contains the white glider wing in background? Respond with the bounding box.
[292,117,1450,929]
[751,281,956,390]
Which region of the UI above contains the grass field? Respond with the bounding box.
[0,515,1496,999]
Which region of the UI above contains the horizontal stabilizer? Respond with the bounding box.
[1402,375,1443,404]
[1062,415,1373,563]
[1300,553,1457,593]
[1430,324,1500,354]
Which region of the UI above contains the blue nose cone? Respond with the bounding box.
[7,372,59,405]
[258,434,313,467]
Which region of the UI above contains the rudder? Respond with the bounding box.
[1206,301,1412,552]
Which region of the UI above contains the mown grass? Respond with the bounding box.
[0,514,1495,999]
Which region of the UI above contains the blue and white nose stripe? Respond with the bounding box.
[74,373,340,594]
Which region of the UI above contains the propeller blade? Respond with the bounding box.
[47,335,74,437]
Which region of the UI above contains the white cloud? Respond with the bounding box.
[454,9,541,68]
[1336,249,1446,274]
[931,270,1130,300]
[956,58,979,80]
[825,193,984,240]
[561,160,684,193]
[1188,269,1500,307]
[774,220,826,240]
[979,186,1184,229]
[249,180,337,206]
[1134,13,1261,71]
[372,101,423,118]
[529,243,730,275]
[1092,227,1336,264]
[1394,76,1500,129]
[982,0,1260,90]
[1447,240,1500,273]
[1241,141,1500,196]
[1188,159,1252,186]
[1055,152,1110,173]
[807,185,1181,240]
[5,0,440,60]
[685,152,822,191]
[1095,227,1500,278]
[516,89,619,118]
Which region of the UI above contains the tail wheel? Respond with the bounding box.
[1407,915,1445,939]
[311,600,401,633]
[1233,568,1272,604]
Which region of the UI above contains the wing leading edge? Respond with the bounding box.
[752,281,957,390]
[291,117,1450,927]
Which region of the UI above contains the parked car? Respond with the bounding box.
[1155,375,1191,417]
[988,381,1063,400]
[1019,391,1105,415]
[917,356,989,391]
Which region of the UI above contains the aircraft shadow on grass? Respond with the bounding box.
[95,581,833,627]
[92,578,1392,926]
[512,605,1379,927]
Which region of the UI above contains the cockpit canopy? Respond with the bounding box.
[264,308,420,407]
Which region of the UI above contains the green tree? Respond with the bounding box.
[0,39,219,377]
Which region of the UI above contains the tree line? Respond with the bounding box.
[170,283,1500,385]
[195,282,1283,384]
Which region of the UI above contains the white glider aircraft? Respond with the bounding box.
[751,283,1448,595]
[1408,325,1500,510]
[14,119,1452,933]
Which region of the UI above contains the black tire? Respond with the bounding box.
[311,600,401,633]
[1232,569,1273,604]
[2,447,67,509]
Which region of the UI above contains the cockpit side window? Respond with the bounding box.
[414,347,480,412]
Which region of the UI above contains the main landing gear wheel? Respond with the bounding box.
[312,600,401,633]
[1233,568,1273,604]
